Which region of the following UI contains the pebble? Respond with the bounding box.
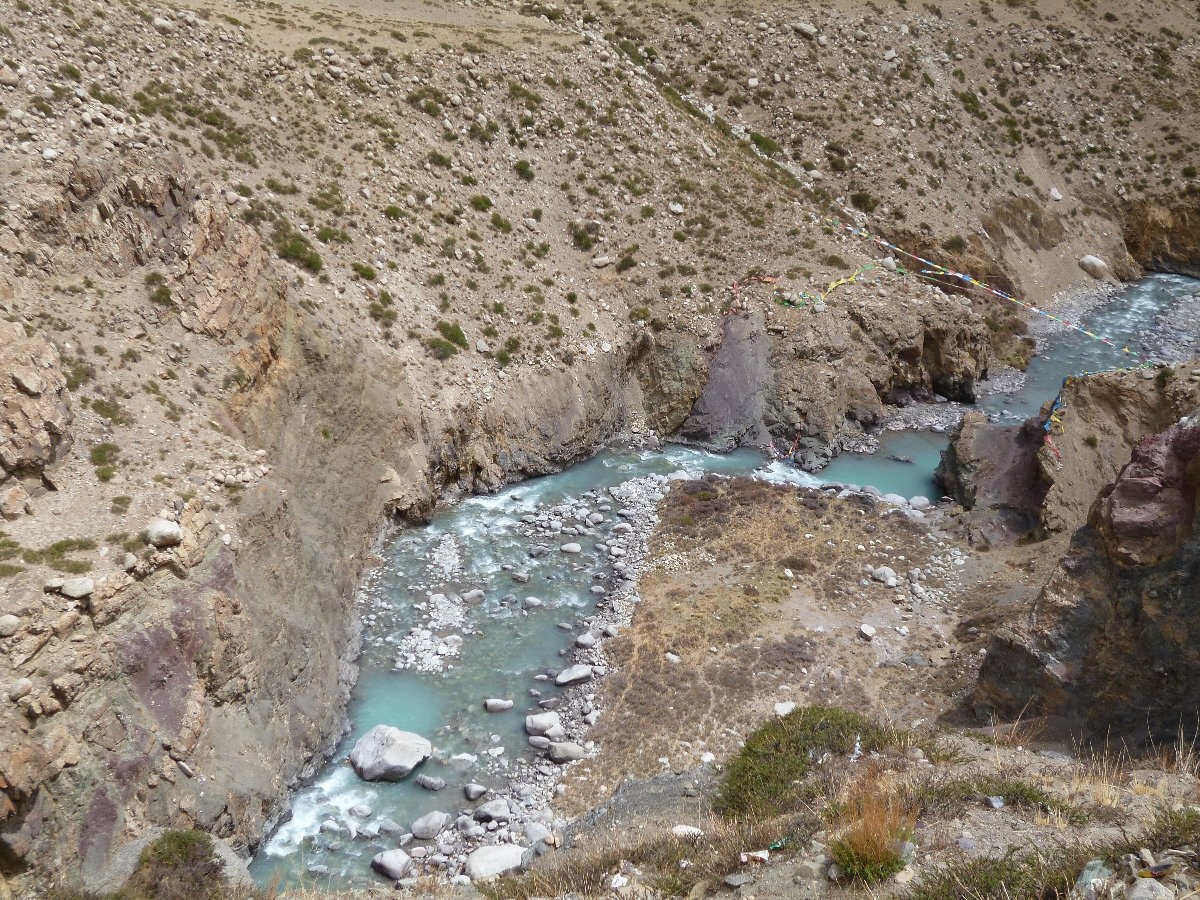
[0,614,21,637]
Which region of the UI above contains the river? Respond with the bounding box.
[251,273,1198,888]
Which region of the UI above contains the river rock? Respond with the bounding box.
[575,632,596,649]
[484,698,513,712]
[370,848,412,880]
[872,566,898,586]
[143,518,183,548]
[560,542,582,554]
[474,799,512,822]
[672,825,705,841]
[464,783,488,801]
[411,810,451,839]
[555,664,594,686]
[464,844,527,881]
[525,711,562,736]
[415,774,446,791]
[348,725,431,781]
[548,741,586,763]
[1126,880,1175,900]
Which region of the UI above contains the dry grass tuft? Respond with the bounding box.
[828,764,918,884]
[1147,725,1200,778]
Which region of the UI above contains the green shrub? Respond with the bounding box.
[125,830,223,900]
[830,773,916,883]
[470,195,493,212]
[90,442,120,467]
[351,262,377,281]
[265,177,299,195]
[570,221,599,251]
[942,235,967,253]
[22,537,96,573]
[905,851,1081,900]
[849,191,878,213]
[87,397,130,425]
[274,227,322,273]
[514,159,535,181]
[715,706,896,818]
[316,225,350,244]
[384,204,404,219]
[426,337,459,360]
[749,131,782,157]
[436,320,468,348]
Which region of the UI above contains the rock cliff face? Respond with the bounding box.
[1124,199,1200,280]
[973,409,1200,741]
[671,291,992,465]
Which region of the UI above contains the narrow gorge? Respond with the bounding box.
[2,0,1200,897]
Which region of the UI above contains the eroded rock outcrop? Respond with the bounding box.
[1092,414,1200,567]
[937,365,1200,545]
[974,409,1200,741]
[0,323,72,519]
[934,413,1046,547]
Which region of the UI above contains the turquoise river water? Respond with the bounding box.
[251,274,1198,888]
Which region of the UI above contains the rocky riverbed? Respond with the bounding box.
[254,442,956,888]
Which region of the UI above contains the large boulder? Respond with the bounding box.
[1078,254,1111,280]
[348,725,431,781]
[464,844,528,881]
[524,712,562,736]
[675,308,773,452]
[548,742,586,763]
[555,664,594,686]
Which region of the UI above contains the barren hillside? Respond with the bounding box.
[1,0,1199,893]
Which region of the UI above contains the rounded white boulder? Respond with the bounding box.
[348,725,431,781]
